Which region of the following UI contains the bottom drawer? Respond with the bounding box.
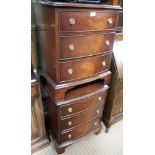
[61,117,101,143]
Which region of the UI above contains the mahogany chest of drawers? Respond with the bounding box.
[33,1,121,153]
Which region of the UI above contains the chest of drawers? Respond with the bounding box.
[33,1,121,153]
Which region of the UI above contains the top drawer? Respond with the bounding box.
[59,11,119,32]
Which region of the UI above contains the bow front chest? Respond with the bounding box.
[33,1,121,153]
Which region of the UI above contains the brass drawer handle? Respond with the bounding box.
[68,107,73,113]
[68,121,72,126]
[68,134,72,138]
[94,122,98,126]
[96,109,100,114]
[107,18,113,25]
[105,40,110,46]
[102,61,106,67]
[104,85,108,88]
[69,18,76,25]
[67,68,73,75]
[98,96,102,101]
[68,44,75,51]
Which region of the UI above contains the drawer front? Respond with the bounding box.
[60,53,112,82]
[61,104,104,131]
[60,89,108,117]
[60,11,119,32]
[60,33,115,59]
[61,117,101,143]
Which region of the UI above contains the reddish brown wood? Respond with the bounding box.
[41,69,111,101]
[112,0,119,5]
[115,33,123,41]
[60,89,108,117]
[61,117,101,143]
[60,32,115,59]
[61,104,104,131]
[60,10,119,32]
[33,3,119,84]
[33,1,120,153]
[60,52,112,82]
[44,80,109,146]
[64,79,106,100]
[56,146,66,154]
[45,97,60,143]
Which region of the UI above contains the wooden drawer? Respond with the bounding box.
[60,52,112,82]
[61,103,104,131]
[60,88,108,117]
[61,117,101,143]
[60,11,119,32]
[60,33,115,59]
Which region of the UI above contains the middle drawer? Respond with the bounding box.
[60,52,112,82]
[60,87,108,117]
[60,33,115,59]
[60,103,104,131]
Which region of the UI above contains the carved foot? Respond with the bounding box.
[105,128,110,134]
[94,127,102,135]
[56,146,65,154]
[47,134,51,142]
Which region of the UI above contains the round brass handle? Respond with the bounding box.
[67,68,73,75]
[68,44,75,51]
[68,107,73,113]
[68,121,72,126]
[105,40,110,46]
[107,18,113,25]
[98,96,102,101]
[104,85,108,88]
[102,61,106,67]
[94,122,98,126]
[69,18,76,25]
[96,109,100,114]
[68,134,72,138]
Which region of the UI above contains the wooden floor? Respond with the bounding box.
[32,120,123,155]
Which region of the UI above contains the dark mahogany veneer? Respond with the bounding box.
[33,1,121,153]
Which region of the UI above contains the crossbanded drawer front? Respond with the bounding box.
[60,52,112,82]
[61,117,101,143]
[60,103,104,131]
[60,33,115,59]
[59,11,119,32]
[60,89,108,117]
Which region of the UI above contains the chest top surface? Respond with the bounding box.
[33,0,122,10]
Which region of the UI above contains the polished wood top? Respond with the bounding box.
[33,0,122,10]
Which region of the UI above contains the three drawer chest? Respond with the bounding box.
[33,1,121,153]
